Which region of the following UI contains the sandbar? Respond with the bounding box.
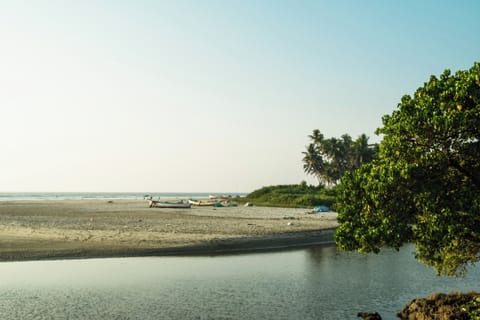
[0,199,337,261]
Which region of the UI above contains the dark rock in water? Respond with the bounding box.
[397,291,480,320]
[357,311,382,320]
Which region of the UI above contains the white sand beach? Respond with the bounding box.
[0,199,338,261]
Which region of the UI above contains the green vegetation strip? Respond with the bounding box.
[239,183,336,208]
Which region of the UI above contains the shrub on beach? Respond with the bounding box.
[240,183,336,208]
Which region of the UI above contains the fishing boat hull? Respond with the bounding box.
[188,199,218,206]
[149,200,192,208]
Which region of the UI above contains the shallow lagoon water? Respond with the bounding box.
[0,244,479,319]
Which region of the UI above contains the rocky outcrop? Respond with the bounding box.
[397,292,480,320]
[357,292,480,319]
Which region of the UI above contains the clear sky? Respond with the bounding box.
[0,0,479,192]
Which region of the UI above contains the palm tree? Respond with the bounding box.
[303,130,379,186]
[308,129,324,145]
[352,134,378,169]
[302,143,325,186]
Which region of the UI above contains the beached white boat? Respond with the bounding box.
[188,199,218,206]
[149,200,191,208]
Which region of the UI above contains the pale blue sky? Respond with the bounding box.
[0,1,478,192]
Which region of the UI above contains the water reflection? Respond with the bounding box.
[305,244,338,265]
[0,245,479,320]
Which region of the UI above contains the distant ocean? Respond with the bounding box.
[0,192,246,201]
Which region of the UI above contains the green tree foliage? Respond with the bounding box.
[335,62,480,276]
[302,130,378,185]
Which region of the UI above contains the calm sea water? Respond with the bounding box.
[0,192,246,201]
[0,244,478,320]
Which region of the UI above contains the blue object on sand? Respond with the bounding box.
[313,205,330,212]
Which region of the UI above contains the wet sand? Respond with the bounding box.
[0,200,338,261]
